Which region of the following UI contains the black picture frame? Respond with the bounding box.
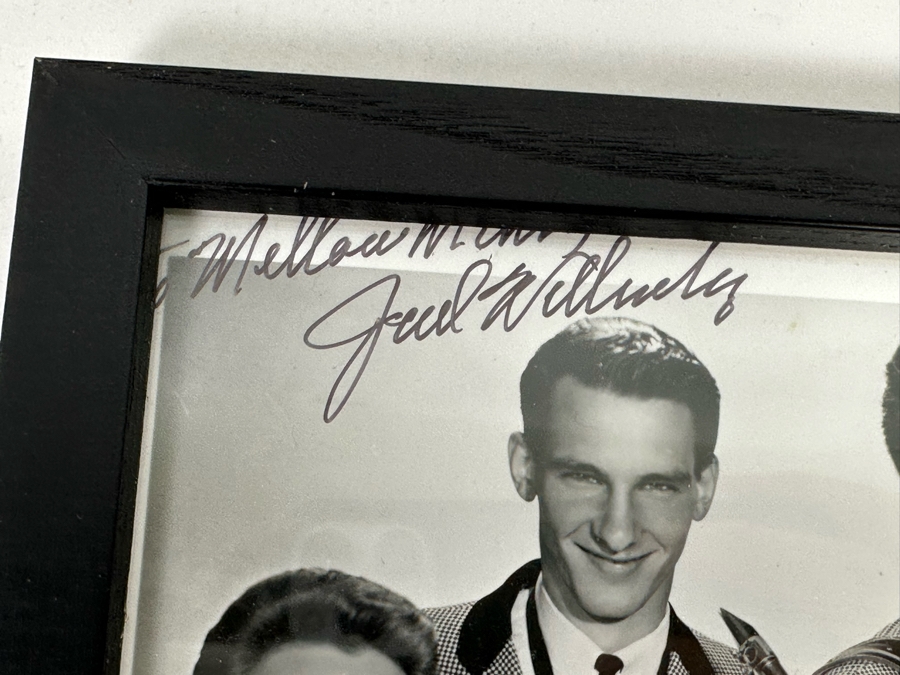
[0,58,897,675]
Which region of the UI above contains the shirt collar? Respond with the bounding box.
[535,573,671,675]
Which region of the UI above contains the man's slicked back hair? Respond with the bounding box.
[193,569,437,675]
[520,317,721,475]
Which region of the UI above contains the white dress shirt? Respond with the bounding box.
[510,574,671,675]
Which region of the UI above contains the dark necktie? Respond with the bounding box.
[595,654,625,675]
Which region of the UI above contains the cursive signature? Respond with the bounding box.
[303,233,746,422]
[161,216,747,422]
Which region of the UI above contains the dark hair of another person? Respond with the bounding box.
[884,345,900,474]
[193,569,437,675]
[520,317,720,476]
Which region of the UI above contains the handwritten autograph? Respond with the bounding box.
[161,215,747,422]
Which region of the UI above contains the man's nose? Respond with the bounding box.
[593,489,636,553]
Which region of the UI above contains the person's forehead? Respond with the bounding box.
[250,642,405,675]
[544,377,696,469]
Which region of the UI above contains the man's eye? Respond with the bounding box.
[561,471,600,484]
[642,482,679,493]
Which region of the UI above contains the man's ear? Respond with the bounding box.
[692,454,718,521]
[508,432,537,502]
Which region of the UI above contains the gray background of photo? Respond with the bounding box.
[131,233,899,675]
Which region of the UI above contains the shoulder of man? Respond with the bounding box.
[686,629,743,675]
[874,619,900,639]
[426,603,478,675]
[425,562,540,675]
[426,602,476,648]
[812,619,900,675]
[425,601,524,675]
[666,610,742,675]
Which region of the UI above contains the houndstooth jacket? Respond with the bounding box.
[425,561,743,675]
[815,620,900,675]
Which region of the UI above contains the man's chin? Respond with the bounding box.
[572,584,659,624]
[585,611,633,624]
[581,601,643,624]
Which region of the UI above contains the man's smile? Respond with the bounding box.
[574,542,653,570]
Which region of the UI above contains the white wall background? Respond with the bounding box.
[0,1,899,332]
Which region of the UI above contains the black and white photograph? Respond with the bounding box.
[1,9,898,672]
[121,211,899,675]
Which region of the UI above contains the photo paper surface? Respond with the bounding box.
[122,211,900,675]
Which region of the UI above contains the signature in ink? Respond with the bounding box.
[158,215,552,306]
[158,216,746,422]
[181,215,410,299]
[304,233,747,422]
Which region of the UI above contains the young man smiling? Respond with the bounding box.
[427,317,741,675]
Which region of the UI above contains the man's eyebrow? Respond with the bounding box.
[541,457,608,478]
[638,471,693,486]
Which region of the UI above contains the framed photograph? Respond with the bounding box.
[1,59,897,675]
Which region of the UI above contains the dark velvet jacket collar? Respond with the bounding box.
[456,560,715,675]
